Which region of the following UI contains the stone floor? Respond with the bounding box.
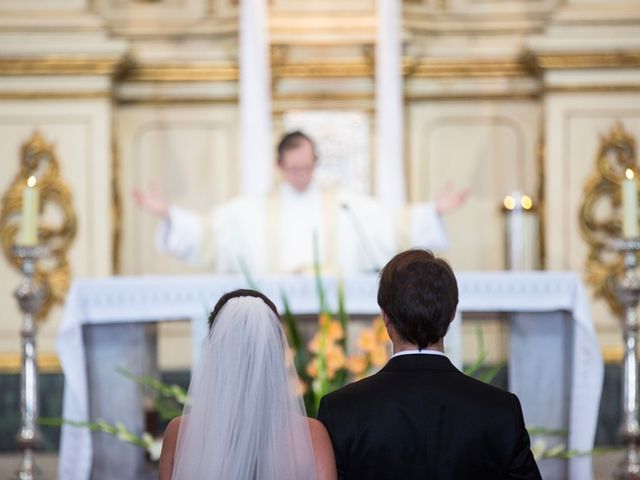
[0,450,628,479]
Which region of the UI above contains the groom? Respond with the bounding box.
[317,249,541,479]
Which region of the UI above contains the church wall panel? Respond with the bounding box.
[115,105,239,277]
[0,100,113,359]
[407,100,541,272]
[544,92,640,350]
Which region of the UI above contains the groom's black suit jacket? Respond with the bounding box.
[317,354,541,480]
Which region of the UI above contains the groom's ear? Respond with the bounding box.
[381,310,391,327]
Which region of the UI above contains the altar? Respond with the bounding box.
[56,272,603,480]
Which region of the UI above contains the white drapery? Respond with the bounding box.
[239,0,273,194]
[375,0,405,208]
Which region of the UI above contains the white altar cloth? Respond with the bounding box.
[57,272,603,480]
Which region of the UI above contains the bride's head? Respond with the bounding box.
[208,289,279,328]
[205,289,287,361]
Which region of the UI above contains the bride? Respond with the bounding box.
[158,289,336,479]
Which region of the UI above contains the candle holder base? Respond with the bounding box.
[11,448,44,480]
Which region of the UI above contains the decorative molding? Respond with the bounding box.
[602,345,639,363]
[405,58,530,78]
[0,353,60,373]
[275,61,373,78]
[0,92,111,100]
[536,134,546,270]
[545,85,640,94]
[111,134,122,275]
[0,131,78,322]
[579,122,638,316]
[115,95,238,105]
[126,63,238,82]
[0,57,126,76]
[528,51,640,71]
[405,92,539,102]
[123,57,533,83]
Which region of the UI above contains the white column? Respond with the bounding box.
[375,0,405,208]
[239,0,273,195]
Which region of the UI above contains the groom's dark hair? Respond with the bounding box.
[208,289,279,328]
[377,249,458,349]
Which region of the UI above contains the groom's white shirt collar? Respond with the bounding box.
[390,349,446,359]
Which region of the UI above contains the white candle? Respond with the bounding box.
[19,176,39,246]
[622,168,639,238]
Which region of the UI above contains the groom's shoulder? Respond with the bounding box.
[322,370,386,404]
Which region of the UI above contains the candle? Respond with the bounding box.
[622,168,639,238]
[19,176,39,246]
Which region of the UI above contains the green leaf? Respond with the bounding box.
[313,232,328,314]
[336,281,349,349]
[115,367,187,406]
[463,324,487,378]
[238,256,258,291]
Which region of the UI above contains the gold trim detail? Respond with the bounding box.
[0,58,124,76]
[111,134,122,275]
[275,62,373,78]
[602,345,640,363]
[0,353,61,373]
[126,63,238,82]
[546,85,640,94]
[0,131,78,322]
[0,92,111,100]
[579,122,638,315]
[529,51,640,71]
[405,59,529,78]
[116,96,238,105]
[124,57,531,83]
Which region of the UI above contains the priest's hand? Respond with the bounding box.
[133,183,170,219]
[435,181,470,215]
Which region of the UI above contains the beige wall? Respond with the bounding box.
[407,100,541,271]
[116,105,239,276]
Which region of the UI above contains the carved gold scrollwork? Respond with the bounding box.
[0,131,77,322]
[579,122,638,314]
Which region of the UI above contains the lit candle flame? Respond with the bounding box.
[521,195,533,210]
[27,176,37,188]
[503,196,516,210]
[626,168,634,180]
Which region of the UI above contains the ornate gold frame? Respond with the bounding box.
[0,131,77,322]
[579,122,638,314]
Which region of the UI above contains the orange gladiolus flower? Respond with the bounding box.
[370,345,389,367]
[357,330,376,353]
[373,318,390,343]
[307,334,320,353]
[306,359,318,378]
[327,321,344,341]
[345,353,368,376]
[326,344,346,378]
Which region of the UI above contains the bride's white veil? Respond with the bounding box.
[171,291,318,479]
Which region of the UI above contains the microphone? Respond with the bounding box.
[341,203,381,273]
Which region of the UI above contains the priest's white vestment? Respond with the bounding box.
[157,182,448,274]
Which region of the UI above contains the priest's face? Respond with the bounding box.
[279,140,316,192]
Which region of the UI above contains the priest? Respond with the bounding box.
[134,131,468,274]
